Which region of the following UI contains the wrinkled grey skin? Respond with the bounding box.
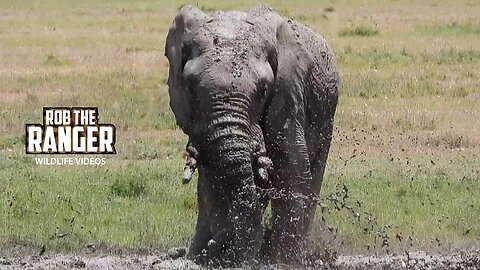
[165,4,339,267]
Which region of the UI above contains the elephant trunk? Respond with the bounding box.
[205,111,264,261]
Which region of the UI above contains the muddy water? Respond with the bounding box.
[0,250,479,269]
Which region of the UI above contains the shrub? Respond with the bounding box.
[339,26,379,37]
[110,178,146,197]
[43,54,72,67]
[324,6,335,13]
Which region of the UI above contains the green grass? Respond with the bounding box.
[1,156,197,251]
[318,156,480,251]
[0,0,479,255]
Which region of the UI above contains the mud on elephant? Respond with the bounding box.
[165,4,339,267]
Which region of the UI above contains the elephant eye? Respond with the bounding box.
[181,45,192,70]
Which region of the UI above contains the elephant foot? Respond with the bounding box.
[205,227,234,252]
[186,229,237,267]
[189,228,267,267]
[185,229,210,263]
[187,248,209,266]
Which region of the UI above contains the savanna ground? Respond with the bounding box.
[0,0,479,269]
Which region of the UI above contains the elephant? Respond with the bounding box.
[165,4,339,267]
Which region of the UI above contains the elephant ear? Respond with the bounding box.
[261,11,313,161]
[165,5,209,134]
[272,19,310,116]
[247,7,309,124]
[251,5,310,115]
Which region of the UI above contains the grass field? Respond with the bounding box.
[0,0,479,255]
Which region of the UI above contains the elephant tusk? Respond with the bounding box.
[182,155,197,184]
[182,166,194,184]
[258,167,268,182]
[257,156,273,168]
[256,156,273,184]
[182,145,199,184]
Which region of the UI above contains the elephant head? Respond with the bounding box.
[165,5,318,264]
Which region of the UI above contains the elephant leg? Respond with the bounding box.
[303,119,335,237]
[187,211,211,263]
[270,200,303,263]
[186,176,211,262]
[269,174,312,263]
[267,120,314,263]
